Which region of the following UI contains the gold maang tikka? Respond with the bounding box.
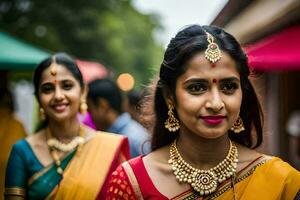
[50,57,57,77]
[204,31,222,63]
[50,63,57,76]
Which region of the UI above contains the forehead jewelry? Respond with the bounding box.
[169,140,238,196]
[50,63,57,76]
[204,31,222,63]
[49,58,58,84]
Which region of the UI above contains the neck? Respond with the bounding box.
[104,110,120,130]
[176,133,230,169]
[47,117,80,143]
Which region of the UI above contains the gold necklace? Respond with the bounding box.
[168,140,238,196]
[46,125,85,174]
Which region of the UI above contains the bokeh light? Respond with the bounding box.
[117,73,135,91]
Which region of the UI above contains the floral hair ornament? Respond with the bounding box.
[204,31,222,63]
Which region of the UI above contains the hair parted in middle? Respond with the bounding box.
[149,25,263,151]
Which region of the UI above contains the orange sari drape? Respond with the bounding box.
[216,157,300,200]
[46,131,129,200]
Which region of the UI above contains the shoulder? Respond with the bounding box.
[127,155,144,168]
[7,138,30,166]
[263,157,300,176]
[11,139,28,153]
[258,157,300,197]
[106,162,138,200]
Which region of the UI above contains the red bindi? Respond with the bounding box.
[211,63,216,68]
[212,78,217,83]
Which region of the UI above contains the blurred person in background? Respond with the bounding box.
[0,88,26,200]
[125,90,143,123]
[88,78,151,158]
[4,53,129,199]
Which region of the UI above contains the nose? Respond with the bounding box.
[205,88,224,112]
[54,86,64,101]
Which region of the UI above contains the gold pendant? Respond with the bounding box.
[169,140,238,196]
[204,31,222,63]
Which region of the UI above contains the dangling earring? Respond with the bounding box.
[230,116,245,133]
[39,108,46,120]
[164,104,180,132]
[79,99,88,115]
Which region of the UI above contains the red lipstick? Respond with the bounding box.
[201,115,225,125]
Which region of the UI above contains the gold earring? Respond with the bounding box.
[230,116,245,133]
[39,108,46,120]
[79,99,88,115]
[164,104,180,132]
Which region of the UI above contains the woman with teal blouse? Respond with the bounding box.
[4,53,129,199]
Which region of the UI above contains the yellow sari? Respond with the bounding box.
[215,157,300,200]
[0,113,26,200]
[177,157,300,200]
[46,131,129,199]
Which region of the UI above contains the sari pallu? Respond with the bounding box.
[5,131,129,199]
[106,156,300,200]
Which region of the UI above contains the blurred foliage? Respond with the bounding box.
[0,0,164,88]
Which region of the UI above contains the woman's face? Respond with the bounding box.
[38,63,84,122]
[172,51,242,139]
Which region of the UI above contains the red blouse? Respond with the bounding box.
[106,156,169,200]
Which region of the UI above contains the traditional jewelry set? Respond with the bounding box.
[46,125,85,174]
[169,140,238,196]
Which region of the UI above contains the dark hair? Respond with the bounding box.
[151,25,263,150]
[88,78,123,113]
[33,52,84,101]
[0,88,14,112]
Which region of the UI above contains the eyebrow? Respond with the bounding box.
[40,82,53,87]
[41,79,74,85]
[183,78,208,85]
[219,77,240,83]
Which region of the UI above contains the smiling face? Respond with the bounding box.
[38,63,85,122]
[169,51,242,139]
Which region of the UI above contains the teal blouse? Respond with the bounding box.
[5,139,75,199]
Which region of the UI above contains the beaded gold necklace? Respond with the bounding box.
[168,140,238,196]
[46,125,85,174]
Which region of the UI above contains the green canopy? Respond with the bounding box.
[0,32,50,70]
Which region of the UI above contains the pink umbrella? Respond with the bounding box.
[76,59,108,83]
